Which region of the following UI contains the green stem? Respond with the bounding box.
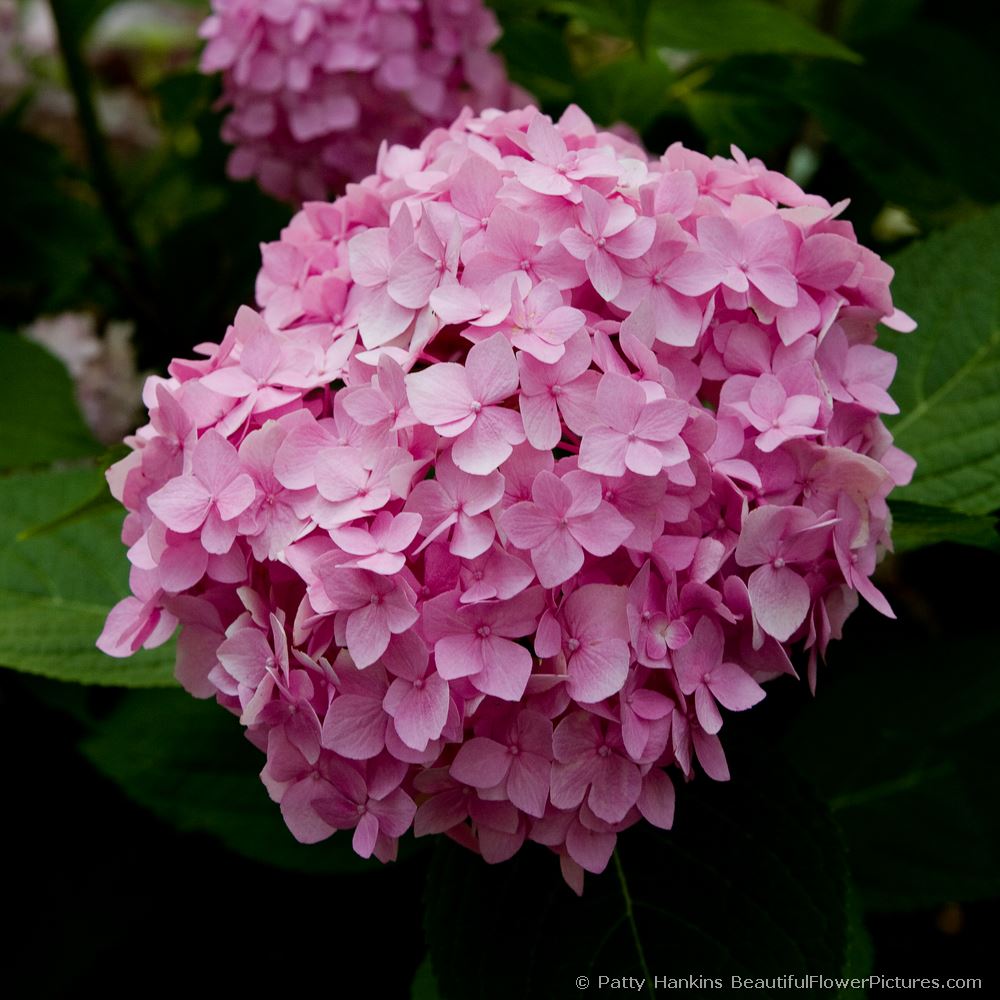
[48,0,152,295]
[613,849,656,998]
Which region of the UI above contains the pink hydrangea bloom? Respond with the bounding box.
[99,104,915,892]
[199,0,527,201]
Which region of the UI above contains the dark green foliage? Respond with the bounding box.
[425,756,855,998]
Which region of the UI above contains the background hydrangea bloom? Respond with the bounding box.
[199,0,526,201]
[99,103,915,892]
[23,313,145,444]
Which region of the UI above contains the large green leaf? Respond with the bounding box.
[576,54,674,133]
[837,0,924,44]
[880,206,1000,514]
[495,17,577,108]
[550,0,856,60]
[786,632,1000,910]
[0,335,101,470]
[0,467,175,686]
[411,956,443,1000]
[425,756,854,998]
[889,501,1000,554]
[793,23,1000,217]
[81,688,420,875]
[0,123,116,317]
[647,0,857,60]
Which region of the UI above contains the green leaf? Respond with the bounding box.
[0,116,116,315]
[786,632,1000,910]
[0,335,101,470]
[495,18,577,107]
[683,89,800,158]
[411,956,442,1000]
[50,0,118,46]
[837,885,873,998]
[842,883,873,975]
[0,467,175,686]
[81,688,420,875]
[793,24,1000,217]
[889,501,999,554]
[880,205,1000,515]
[627,0,654,52]
[837,0,924,44]
[647,0,858,61]
[425,756,852,998]
[576,54,674,133]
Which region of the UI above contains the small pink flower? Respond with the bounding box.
[550,713,641,824]
[422,587,545,701]
[501,470,632,588]
[148,429,256,555]
[331,510,422,575]
[560,186,656,301]
[579,373,689,478]
[535,584,632,703]
[450,710,553,817]
[673,617,765,734]
[406,333,525,475]
[315,564,419,668]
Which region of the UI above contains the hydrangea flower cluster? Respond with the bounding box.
[199,0,523,201]
[99,103,915,891]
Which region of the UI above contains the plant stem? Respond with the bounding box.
[48,0,154,299]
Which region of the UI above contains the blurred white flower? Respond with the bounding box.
[24,312,146,444]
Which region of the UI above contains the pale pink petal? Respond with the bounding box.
[449,737,511,787]
[321,694,387,758]
[530,528,583,588]
[567,639,630,703]
[708,662,766,712]
[434,634,484,680]
[280,779,335,844]
[578,426,627,476]
[748,563,811,642]
[637,768,675,830]
[588,755,640,823]
[148,477,211,532]
[388,245,440,308]
[345,603,391,667]
[568,503,633,556]
[694,684,724,734]
[451,407,523,474]
[506,754,551,818]
[406,363,473,427]
[519,393,561,450]
[586,249,622,301]
[465,333,519,404]
[501,501,554,548]
[472,635,533,701]
[352,811,380,858]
